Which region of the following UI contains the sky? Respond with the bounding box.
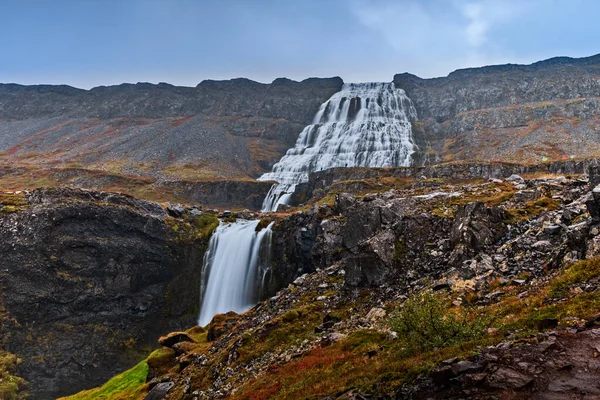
[0,0,599,89]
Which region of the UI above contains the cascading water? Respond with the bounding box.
[258,82,418,212]
[197,81,418,325]
[198,220,273,326]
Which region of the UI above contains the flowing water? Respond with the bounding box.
[198,82,418,325]
[198,220,273,326]
[258,82,417,212]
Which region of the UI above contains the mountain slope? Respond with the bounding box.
[395,54,600,164]
[0,77,343,180]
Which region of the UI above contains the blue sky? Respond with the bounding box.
[1,0,598,89]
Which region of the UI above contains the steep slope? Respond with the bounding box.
[0,188,219,399]
[394,54,600,164]
[0,77,343,180]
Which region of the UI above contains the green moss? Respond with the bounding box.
[281,310,300,323]
[394,240,409,261]
[0,205,20,214]
[507,197,560,223]
[548,258,600,299]
[186,326,207,343]
[59,360,148,400]
[256,217,273,231]
[146,348,176,377]
[167,213,219,244]
[0,351,28,400]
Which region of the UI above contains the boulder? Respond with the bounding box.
[158,332,194,348]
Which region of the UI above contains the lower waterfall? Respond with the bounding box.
[198,220,273,326]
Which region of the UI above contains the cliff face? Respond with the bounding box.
[394,54,600,164]
[0,188,216,399]
[0,77,343,179]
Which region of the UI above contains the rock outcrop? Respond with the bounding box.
[0,188,215,399]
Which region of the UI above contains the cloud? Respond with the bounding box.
[460,1,517,48]
[349,0,529,77]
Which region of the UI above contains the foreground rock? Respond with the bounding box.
[0,188,215,399]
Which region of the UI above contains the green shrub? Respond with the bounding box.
[390,290,491,353]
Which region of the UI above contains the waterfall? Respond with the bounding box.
[258,82,418,212]
[197,82,418,325]
[198,220,273,326]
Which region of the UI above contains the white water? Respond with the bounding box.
[198,220,273,326]
[259,82,418,212]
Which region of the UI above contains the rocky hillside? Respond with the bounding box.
[396,54,600,164]
[0,188,223,399]
[0,77,343,180]
[55,162,600,400]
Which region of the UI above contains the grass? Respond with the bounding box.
[548,257,600,299]
[58,360,148,400]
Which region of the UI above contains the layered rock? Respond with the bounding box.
[394,54,600,164]
[0,188,215,399]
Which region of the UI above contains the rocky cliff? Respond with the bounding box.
[0,188,218,399]
[0,77,343,180]
[394,54,600,164]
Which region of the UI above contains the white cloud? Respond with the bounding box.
[350,0,528,77]
[460,1,517,48]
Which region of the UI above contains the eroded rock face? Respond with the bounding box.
[394,54,600,164]
[0,189,208,399]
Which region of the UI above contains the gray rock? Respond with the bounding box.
[506,174,525,183]
[144,382,175,400]
[486,367,533,389]
[544,225,562,235]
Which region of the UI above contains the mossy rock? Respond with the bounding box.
[158,332,193,348]
[281,310,300,323]
[206,311,239,342]
[146,348,176,374]
[185,325,207,343]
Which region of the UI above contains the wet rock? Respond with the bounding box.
[449,202,508,263]
[320,332,347,347]
[452,360,484,375]
[506,174,525,184]
[362,193,378,202]
[514,190,540,203]
[431,365,457,385]
[366,307,386,320]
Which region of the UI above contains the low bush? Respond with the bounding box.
[390,290,492,353]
